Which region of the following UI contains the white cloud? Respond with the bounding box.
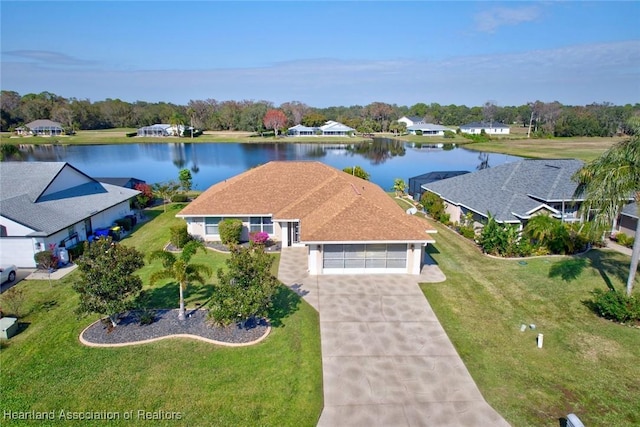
[474,6,542,33]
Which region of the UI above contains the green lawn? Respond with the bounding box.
[462,137,623,162]
[0,205,323,426]
[0,129,370,145]
[421,219,639,426]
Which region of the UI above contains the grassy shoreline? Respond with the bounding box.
[2,128,622,162]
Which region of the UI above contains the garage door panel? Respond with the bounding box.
[344,258,365,268]
[365,258,386,268]
[323,244,407,272]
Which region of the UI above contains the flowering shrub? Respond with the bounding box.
[250,231,269,245]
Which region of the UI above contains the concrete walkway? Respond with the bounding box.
[278,247,509,427]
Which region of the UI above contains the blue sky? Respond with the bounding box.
[1,1,639,108]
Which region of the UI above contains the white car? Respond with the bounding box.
[0,265,17,284]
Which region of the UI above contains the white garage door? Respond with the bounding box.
[323,243,407,274]
[0,238,37,268]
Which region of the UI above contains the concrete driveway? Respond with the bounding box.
[278,247,509,427]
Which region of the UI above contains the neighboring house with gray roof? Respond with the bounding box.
[460,121,510,135]
[407,123,454,136]
[0,162,139,267]
[287,121,355,137]
[617,202,638,238]
[16,119,64,136]
[422,159,586,227]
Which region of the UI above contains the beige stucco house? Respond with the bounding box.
[177,161,436,275]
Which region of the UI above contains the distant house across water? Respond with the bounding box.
[287,120,355,137]
[459,121,510,135]
[137,124,193,137]
[16,119,64,136]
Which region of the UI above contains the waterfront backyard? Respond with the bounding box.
[1,201,638,426]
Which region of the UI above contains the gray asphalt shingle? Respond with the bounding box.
[1,162,139,235]
[422,159,585,222]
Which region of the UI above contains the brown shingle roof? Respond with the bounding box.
[178,161,435,242]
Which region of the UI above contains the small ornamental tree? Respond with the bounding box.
[209,245,280,326]
[152,181,180,212]
[343,166,370,180]
[73,238,144,327]
[263,109,288,137]
[178,169,192,192]
[34,248,58,270]
[133,183,154,208]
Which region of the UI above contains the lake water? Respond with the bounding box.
[16,139,520,191]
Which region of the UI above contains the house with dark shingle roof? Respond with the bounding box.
[460,121,510,135]
[178,161,437,275]
[422,159,587,227]
[0,162,139,267]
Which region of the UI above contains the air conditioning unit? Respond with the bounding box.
[566,413,585,427]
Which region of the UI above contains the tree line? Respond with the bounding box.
[2,90,638,137]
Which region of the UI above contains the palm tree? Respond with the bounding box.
[573,130,640,296]
[523,214,557,245]
[392,178,407,196]
[148,240,212,320]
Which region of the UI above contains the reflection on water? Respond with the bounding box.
[346,138,406,164]
[14,140,520,190]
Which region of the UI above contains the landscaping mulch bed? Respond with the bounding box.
[204,241,282,253]
[81,309,269,345]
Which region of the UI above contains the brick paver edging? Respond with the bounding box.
[79,322,271,348]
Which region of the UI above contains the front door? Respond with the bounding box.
[84,218,93,239]
[288,222,300,246]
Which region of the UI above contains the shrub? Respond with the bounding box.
[67,244,85,261]
[589,289,640,323]
[1,286,26,317]
[170,224,191,249]
[219,219,243,245]
[459,226,475,239]
[34,250,58,270]
[134,292,156,325]
[616,233,635,248]
[443,130,455,138]
[171,194,189,203]
[115,217,132,232]
[250,231,270,245]
[420,192,449,223]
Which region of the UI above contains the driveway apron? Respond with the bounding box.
[278,247,510,427]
